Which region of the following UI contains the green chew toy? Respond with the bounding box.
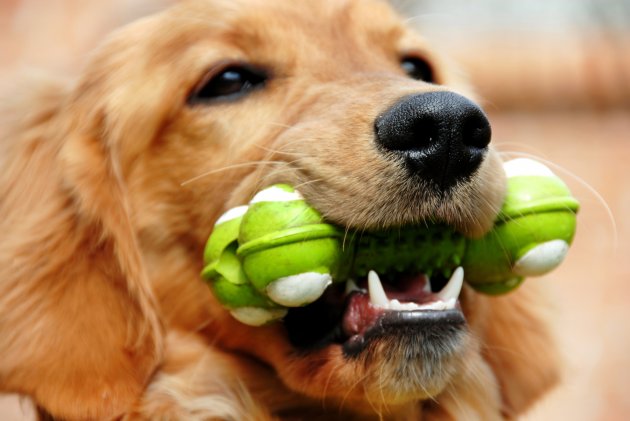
[201,158,579,326]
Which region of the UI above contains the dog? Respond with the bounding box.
[0,0,560,419]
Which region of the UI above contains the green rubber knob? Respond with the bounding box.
[238,185,343,307]
[201,205,285,325]
[338,225,466,280]
[463,158,579,294]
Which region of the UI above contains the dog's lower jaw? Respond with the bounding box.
[250,327,473,415]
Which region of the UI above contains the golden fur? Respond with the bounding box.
[0,0,558,419]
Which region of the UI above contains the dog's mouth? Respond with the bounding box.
[284,267,466,355]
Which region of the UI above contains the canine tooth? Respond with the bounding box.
[437,267,464,302]
[423,275,432,293]
[368,270,389,308]
[345,279,361,295]
[444,298,457,310]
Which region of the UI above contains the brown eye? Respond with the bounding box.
[188,65,267,104]
[401,56,435,83]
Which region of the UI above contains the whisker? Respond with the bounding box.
[342,215,360,252]
[377,357,388,407]
[253,144,302,157]
[292,178,323,190]
[321,359,344,410]
[268,136,317,151]
[494,143,549,159]
[180,160,283,186]
[340,365,372,410]
[250,160,305,193]
[446,385,467,416]
[362,385,383,419]
[498,151,618,251]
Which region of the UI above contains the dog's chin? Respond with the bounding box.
[345,313,470,403]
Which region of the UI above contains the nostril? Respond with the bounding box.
[462,110,492,150]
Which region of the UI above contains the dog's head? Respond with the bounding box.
[51,0,555,417]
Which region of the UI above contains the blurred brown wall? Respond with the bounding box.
[398,0,630,110]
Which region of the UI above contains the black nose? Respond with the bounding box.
[374,92,491,190]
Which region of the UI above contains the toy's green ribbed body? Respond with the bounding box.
[201,159,579,325]
[337,225,465,280]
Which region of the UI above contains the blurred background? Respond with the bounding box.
[1,0,629,419]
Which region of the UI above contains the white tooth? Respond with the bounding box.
[368,270,389,308]
[345,279,361,295]
[418,301,448,311]
[419,298,457,311]
[437,267,464,302]
[423,275,432,293]
[390,299,421,311]
[389,299,403,310]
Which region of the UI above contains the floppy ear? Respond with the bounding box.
[0,77,163,420]
[478,282,560,417]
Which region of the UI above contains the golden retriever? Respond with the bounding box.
[0,0,559,419]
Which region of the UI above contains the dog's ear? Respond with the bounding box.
[478,282,560,417]
[0,75,163,419]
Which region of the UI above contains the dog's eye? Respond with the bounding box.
[188,65,267,104]
[401,56,435,83]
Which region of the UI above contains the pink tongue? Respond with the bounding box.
[384,273,431,301]
[342,274,435,337]
[357,273,432,302]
